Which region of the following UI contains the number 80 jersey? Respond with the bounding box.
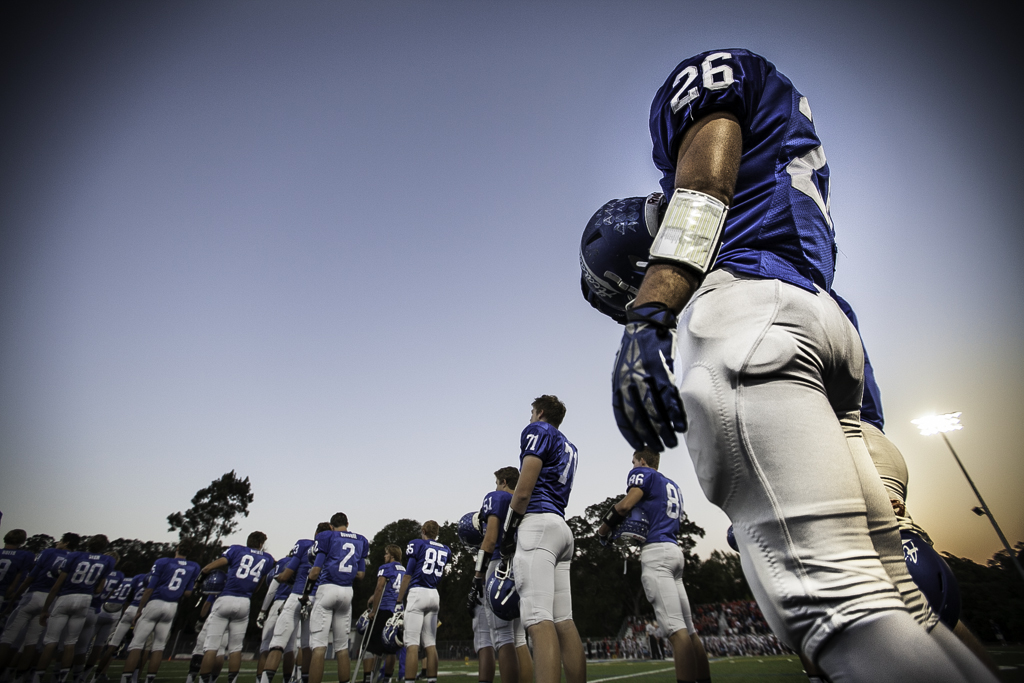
[650,48,837,294]
[626,466,683,545]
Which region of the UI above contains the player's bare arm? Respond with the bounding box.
[510,456,542,515]
[396,573,410,606]
[368,575,387,615]
[634,111,742,314]
[200,556,229,575]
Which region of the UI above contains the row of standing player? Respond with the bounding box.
[579,47,1002,683]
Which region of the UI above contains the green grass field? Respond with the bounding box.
[136,647,1024,683]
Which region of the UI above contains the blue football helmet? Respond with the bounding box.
[382,610,404,649]
[486,560,520,621]
[200,570,226,595]
[457,511,486,550]
[355,609,371,634]
[726,525,738,552]
[580,193,664,324]
[611,507,649,545]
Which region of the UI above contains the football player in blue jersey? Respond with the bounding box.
[70,552,121,683]
[597,448,708,683]
[306,513,368,683]
[115,541,201,683]
[91,571,148,683]
[396,521,449,683]
[499,396,584,683]
[197,532,273,683]
[259,523,331,683]
[361,544,405,683]
[0,530,35,617]
[33,535,117,683]
[0,533,79,681]
[599,49,997,682]
[473,468,531,683]
[255,557,293,682]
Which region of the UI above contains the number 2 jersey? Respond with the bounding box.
[404,539,450,590]
[626,466,684,545]
[650,48,837,293]
[312,530,369,587]
[520,421,579,517]
[220,545,274,598]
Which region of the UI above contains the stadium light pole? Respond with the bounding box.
[912,412,1024,582]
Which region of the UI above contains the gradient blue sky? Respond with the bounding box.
[1,0,1021,564]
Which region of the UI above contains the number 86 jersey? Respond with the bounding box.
[626,466,684,545]
[650,48,837,294]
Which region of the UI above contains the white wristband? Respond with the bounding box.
[648,187,727,277]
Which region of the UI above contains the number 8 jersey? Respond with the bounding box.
[650,48,837,294]
[626,466,684,545]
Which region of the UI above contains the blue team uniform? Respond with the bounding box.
[147,557,202,602]
[626,467,683,545]
[107,573,142,607]
[404,539,450,590]
[651,48,836,293]
[220,545,274,598]
[520,421,578,516]
[283,539,316,595]
[0,548,35,597]
[312,530,369,587]
[130,572,153,605]
[375,562,406,612]
[58,552,117,595]
[26,548,69,593]
[91,570,124,609]
[269,557,292,600]
[479,490,512,561]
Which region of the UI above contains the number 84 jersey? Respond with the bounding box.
[650,48,837,294]
[626,466,683,545]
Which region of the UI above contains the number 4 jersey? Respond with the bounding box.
[650,48,837,294]
[220,545,274,598]
[626,466,684,545]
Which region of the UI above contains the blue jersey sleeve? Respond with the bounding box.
[626,467,654,498]
[404,541,421,578]
[651,49,764,183]
[520,423,555,465]
[312,531,332,569]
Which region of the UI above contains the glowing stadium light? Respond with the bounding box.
[914,411,1024,582]
[911,412,962,436]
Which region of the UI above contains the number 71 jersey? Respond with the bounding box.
[521,421,579,517]
[626,466,683,545]
[650,48,837,294]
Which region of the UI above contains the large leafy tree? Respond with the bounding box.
[167,470,254,566]
[108,538,178,576]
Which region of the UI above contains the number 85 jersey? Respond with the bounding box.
[404,539,450,590]
[650,48,836,294]
[626,467,683,545]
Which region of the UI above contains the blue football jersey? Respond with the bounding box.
[59,552,116,596]
[220,545,273,598]
[27,548,69,593]
[404,539,450,590]
[130,572,152,605]
[520,421,578,516]
[283,539,316,596]
[626,467,683,545]
[830,291,884,431]
[108,573,143,606]
[0,548,35,594]
[376,561,406,612]
[269,558,292,600]
[312,530,369,587]
[651,49,836,293]
[91,570,124,609]
[147,557,202,602]
[479,490,512,561]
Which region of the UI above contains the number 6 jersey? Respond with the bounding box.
[650,48,837,293]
